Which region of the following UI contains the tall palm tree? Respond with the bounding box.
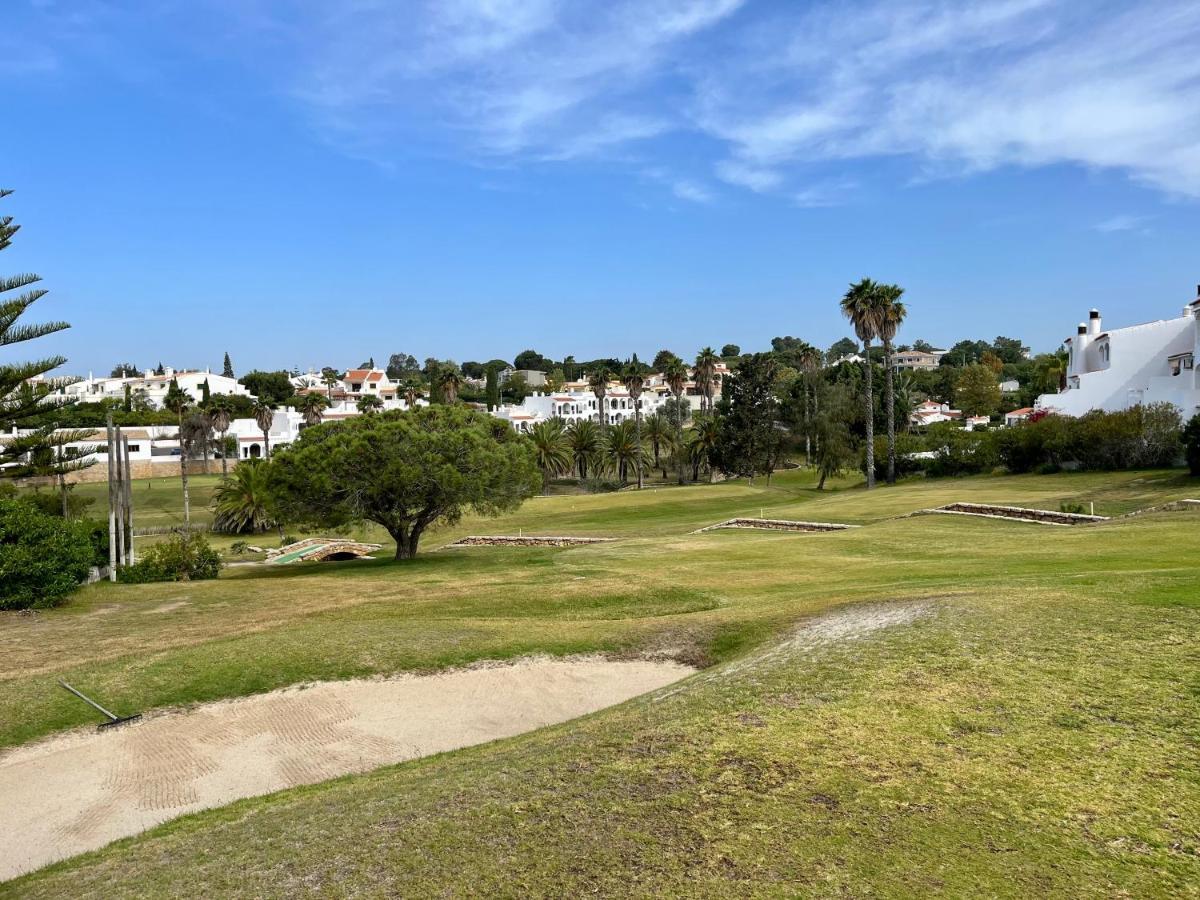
[197,407,213,474]
[566,418,600,479]
[212,459,276,534]
[663,359,689,485]
[688,414,721,482]
[588,368,611,429]
[622,363,647,489]
[252,399,274,459]
[530,419,571,492]
[797,345,823,465]
[321,367,340,402]
[840,278,882,490]
[643,411,674,479]
[163,379,192,525]
[438,368,462,404]
[299,391,328,427]
[207,394,233,480]
[876,284,907,484]
[693,347,719,413]
[605,419,643,484]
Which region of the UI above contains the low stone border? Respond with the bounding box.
[920,502,1108,526]
[694,517,860,534]
[441,535,615,548]
[1120,499,1200,518]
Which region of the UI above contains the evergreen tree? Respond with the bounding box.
[485,365,500,411]
[155,361,165,376]
[222,352,234,378]
[1,189,70,427]
[712,353,782,483]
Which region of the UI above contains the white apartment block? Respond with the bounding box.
[1036,287,1200,421]
[55,368,252,409]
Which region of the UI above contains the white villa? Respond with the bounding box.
[1036,288,1200,420]
[54,368,251,409]
[910,399,963,427]
[892,349,946,371]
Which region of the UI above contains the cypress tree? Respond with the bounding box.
[222,352,234,378]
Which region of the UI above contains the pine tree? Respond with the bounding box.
[1,189,70,426]
[222,352,234,379]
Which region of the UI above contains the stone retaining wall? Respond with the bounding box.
[932,502,1108,525]
[695,517,859,534]
[443,535,614,548]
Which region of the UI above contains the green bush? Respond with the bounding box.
[0,497,95,610]
[996,404,1182,473]
[1184,413,1200,476]
[121,532,222,583]
[864,433,927,481]
[923,424,998,477]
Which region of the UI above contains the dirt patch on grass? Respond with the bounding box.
[0,657,692,882]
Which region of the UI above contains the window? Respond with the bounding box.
[127,444,141,453]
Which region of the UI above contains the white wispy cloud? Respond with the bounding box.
[1092,214,1150,233]
[16,0,1200,202]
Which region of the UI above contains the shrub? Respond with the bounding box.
[0,497,95,610]
[1185,413,1200,476]
[864,433,926,481]
[996,404,1182,473]
[923,424,999,477]
[121,532,222,583]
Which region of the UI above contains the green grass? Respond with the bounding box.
[4,467,1200,895]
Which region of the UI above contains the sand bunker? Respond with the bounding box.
[442,535,614,548]
[695,517,858,534]
[927,502,1107,525]
[0,657,691,881]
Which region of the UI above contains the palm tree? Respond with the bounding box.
[299,391,328,427]
[797,345,823,465]
[356,394,383,414]
[252,399,274,459]
[605,419,643,484]
[622,363,647,489]
[663,358,689,485]
[437,368,462,404]
[688,414,721,482]
[876,284,907,484]
[402,377,421,410]
[321,367,340,402]
[163,379,192,525]
[212,459,277,534]
[588,368,611,429]
[894,373,916,434]
[840,277,883,490]
[197,407,213,474]
[693,347,719,413]
[566,418,600,479]
[643,411,674,479]
[530,419,571,492]
[207,394,234,480]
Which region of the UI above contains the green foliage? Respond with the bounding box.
[995,405,1183,473]
[529,419,572,490]
[652,349,680,371]
[712,353,782,481]
[720,343,740,358]
[0,497,94,609]
[954,363,1001,417]
[120,532,222,583]
[238,370,295,406]
[269,405,540,559]
[825,336,858,363]
[1184,413,1200,476]
[923,423,999,477]
[212,460,278,533]
[222,352,234,379]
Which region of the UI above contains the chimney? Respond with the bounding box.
[1088,309,1101,336]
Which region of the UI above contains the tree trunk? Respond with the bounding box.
[634,400,644,489]
[59,469,69,518]
[675,394,684,486]
[884,338,896,485]
[863,339,875,490]
[817,468,828,490]
[263,429,271,460]
[221,428,229,479]
[178,413,191,526]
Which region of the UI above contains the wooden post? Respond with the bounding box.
[122,433,134,564]
[106,415,117,581]
[114,426,126,569]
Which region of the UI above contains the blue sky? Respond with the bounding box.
[4,0,1200,376]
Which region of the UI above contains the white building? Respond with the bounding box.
[1036,288,1200,420]
[56,368,252,409]
[910,399,963,427]
[892,349,945,371]
[493,383,675,432]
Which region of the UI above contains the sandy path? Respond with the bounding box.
[0,657,692,881]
